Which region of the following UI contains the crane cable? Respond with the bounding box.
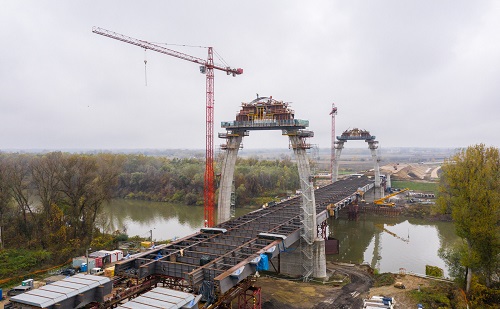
[152,42,230,69]
[144,49,148,86]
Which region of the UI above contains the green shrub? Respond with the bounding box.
[426,265,444,277]
[0,249,52,279]
[469,277,500,308]
[410,284,454,308]
[373,273,395,287]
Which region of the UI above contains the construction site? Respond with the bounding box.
[1,28,445,309]
[0,92,444,309]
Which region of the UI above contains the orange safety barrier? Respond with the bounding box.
[0,259,71,286]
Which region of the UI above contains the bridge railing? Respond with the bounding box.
[221,119,309,129]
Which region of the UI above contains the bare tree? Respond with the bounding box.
[31,152,63,248]
[6,154,37,246]
[58,153,122,243]
[0,155,13,249]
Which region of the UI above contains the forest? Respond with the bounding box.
[0,152,299,261]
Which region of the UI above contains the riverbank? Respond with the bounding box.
[256,261,461,309]
[257,262,372,308]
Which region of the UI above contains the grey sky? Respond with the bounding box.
[1,1,499,151]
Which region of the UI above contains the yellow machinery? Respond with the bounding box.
[357,189,366,203]
[374,188,409,207]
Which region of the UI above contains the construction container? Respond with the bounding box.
[90,250,111,264]
[72,256,96,270]
[93,256,103,268]
[22,279,34,287]
[104,266,115,277]
[111,250,123,262]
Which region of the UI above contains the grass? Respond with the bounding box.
[391,180,438,194]
[409,284,453,308]
[0,249,55,287]
[373,272,395,287]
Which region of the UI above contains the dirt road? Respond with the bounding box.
[258,262,373,309]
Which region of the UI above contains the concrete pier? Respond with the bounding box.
[217,134,243,224]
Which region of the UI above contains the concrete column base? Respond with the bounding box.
[313,238,327,278]
[275,239,327,279]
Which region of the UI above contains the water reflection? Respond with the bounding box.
[101,200,256,241]
[328,214,458,277]
[101,200,458,277]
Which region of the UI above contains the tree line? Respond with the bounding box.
[0,152,300,254]
[115,154,299,205]
[435,144,500,306]
[0,152,122,255]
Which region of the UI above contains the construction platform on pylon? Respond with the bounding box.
[221,97,310,132]
[337,128,376,141]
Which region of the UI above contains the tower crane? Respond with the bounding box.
[330,103,337,182]
[92,27,243,227]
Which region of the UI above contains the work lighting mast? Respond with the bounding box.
[92,27,243,227]
[330,103,337,182]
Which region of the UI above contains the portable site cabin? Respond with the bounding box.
[88,251,108,266]
[72,257,96,270]
[89,250,123,265]
[101,250,123,263]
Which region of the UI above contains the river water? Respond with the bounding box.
[327,215,458,277]
[101,199,252,241]
[101,200,458,277]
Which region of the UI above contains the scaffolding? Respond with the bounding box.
[218,97,320,281]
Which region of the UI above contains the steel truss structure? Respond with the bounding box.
[114,176,371,306]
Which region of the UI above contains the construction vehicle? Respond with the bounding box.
[374,188,409,207]
[357,188,366,203]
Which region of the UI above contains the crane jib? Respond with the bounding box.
[92,27,242,75]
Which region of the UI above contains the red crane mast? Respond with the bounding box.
[92,27,243,227]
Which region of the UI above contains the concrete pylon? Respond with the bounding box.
[217,135,243,224]
[289,135,326,279]
[289,135,316,243]
[332,141,345,182]
[368,141,381,188]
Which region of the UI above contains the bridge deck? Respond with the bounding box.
[114,176,372,296]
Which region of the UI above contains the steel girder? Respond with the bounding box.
[114,176,372,295]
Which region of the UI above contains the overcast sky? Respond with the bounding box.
[1,1,499,151]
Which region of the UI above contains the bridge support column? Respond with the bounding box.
[217,135,243,224]
[313,239,327,278]
[289,134,326,280]
[368,140,381,188]
[332,141,344,182]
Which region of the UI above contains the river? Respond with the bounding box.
[101,199,255,241]
[101,199,458,277]
[327,214,458,277]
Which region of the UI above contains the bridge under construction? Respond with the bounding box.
[112,97,375,308]
[113,175,372,307]
[7,97,381,309]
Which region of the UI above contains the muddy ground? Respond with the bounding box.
[256,262,431,309]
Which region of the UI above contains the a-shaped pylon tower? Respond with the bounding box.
[332,128,381,188]
[218,97,326,280]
